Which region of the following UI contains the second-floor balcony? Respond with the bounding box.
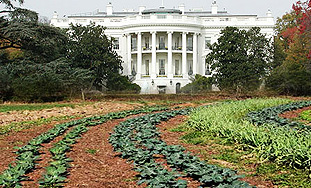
[172,46,182,51]
[142,46,152,51]
[187,46,193,51]
[158,43,166,50]
[131,43,193,52]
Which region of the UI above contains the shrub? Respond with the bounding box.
[106,74,141,94]
[266,61,311,96]
[181,74,212,94]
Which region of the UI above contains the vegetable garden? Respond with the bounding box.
[0,97,311,187]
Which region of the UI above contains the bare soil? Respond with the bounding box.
[0,101,141,127]
[279,106,311,120]
[64,118,143,188]
[0,102,137,173]
[22,126,77,188]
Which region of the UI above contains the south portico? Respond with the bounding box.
[125,30,200,94]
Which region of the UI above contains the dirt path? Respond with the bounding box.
[0,121,58,173]
[21,126,78,188]
[64,118,143,188]
[279,106,311,120]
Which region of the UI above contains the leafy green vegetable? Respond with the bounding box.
[109,109,252,187]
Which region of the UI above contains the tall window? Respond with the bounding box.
[175,60,180,75]
[188,60,193,75]
[145,37,149,49]
[113,37,119,50]
[205,37,211,49]
[174,37,180,50]
[159,59,165,75]
[187,36,193,51]
[131,37,137,51]
[145,60,149,75]
[159,36,165,50]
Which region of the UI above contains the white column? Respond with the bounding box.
[193,33,198,75]
[137,32,142,79]
[182,32,187,77]
[151,31,157,78]
[167,31,173,78]
[127,34,132,75]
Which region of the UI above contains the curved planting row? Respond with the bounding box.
[39,124,88,187]
[109,109,253,188]
[247,101,311,131]
[0,106,168,187]
[301,110,311,121]
[187,98,311,170]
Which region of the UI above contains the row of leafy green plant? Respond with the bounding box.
[300,110,311,121]
[109,109,253,187]
[0,106,168,187]
[39,124,88,187]
[247,101,311,131]
[187,98,311,170]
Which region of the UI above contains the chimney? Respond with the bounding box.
[211,0,218,14]
[52,11,58,19]
[178,4,185,14]
[107,2,113,15]
[266,9,272,17]
[139,6,146,15]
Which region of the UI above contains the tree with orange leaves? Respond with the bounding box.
[267,0,311,95]
[293,0,311,58]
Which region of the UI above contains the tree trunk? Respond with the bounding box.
[81,89,85,101]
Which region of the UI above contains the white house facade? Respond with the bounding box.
[51,1,274,94]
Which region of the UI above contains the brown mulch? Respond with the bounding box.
[64,118,143,188]
[0,103,281,188]
[279,106,311,120]
[0,102,136,174]
[21,126,77,188]
[0,121,59,173]
[157,115,275,188]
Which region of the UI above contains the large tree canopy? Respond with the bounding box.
[0,0,23,10]
[206,27,272,92]
[67,22,123,89]
[0,7,68,63]
[0,1,139,101]
[0,58,94,101]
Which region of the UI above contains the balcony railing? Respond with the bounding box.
[187,46,193,51]
[172,46,182,50]
[131,45,192,51]
[159,69,165,75]
[158,43,166,50]
[142,46,152,51]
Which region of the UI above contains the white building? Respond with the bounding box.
[51,1,274,94]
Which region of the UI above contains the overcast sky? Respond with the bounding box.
[20,0,298,19]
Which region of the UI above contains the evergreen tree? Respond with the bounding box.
[67,22,124,90]
[206,27,272,92]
